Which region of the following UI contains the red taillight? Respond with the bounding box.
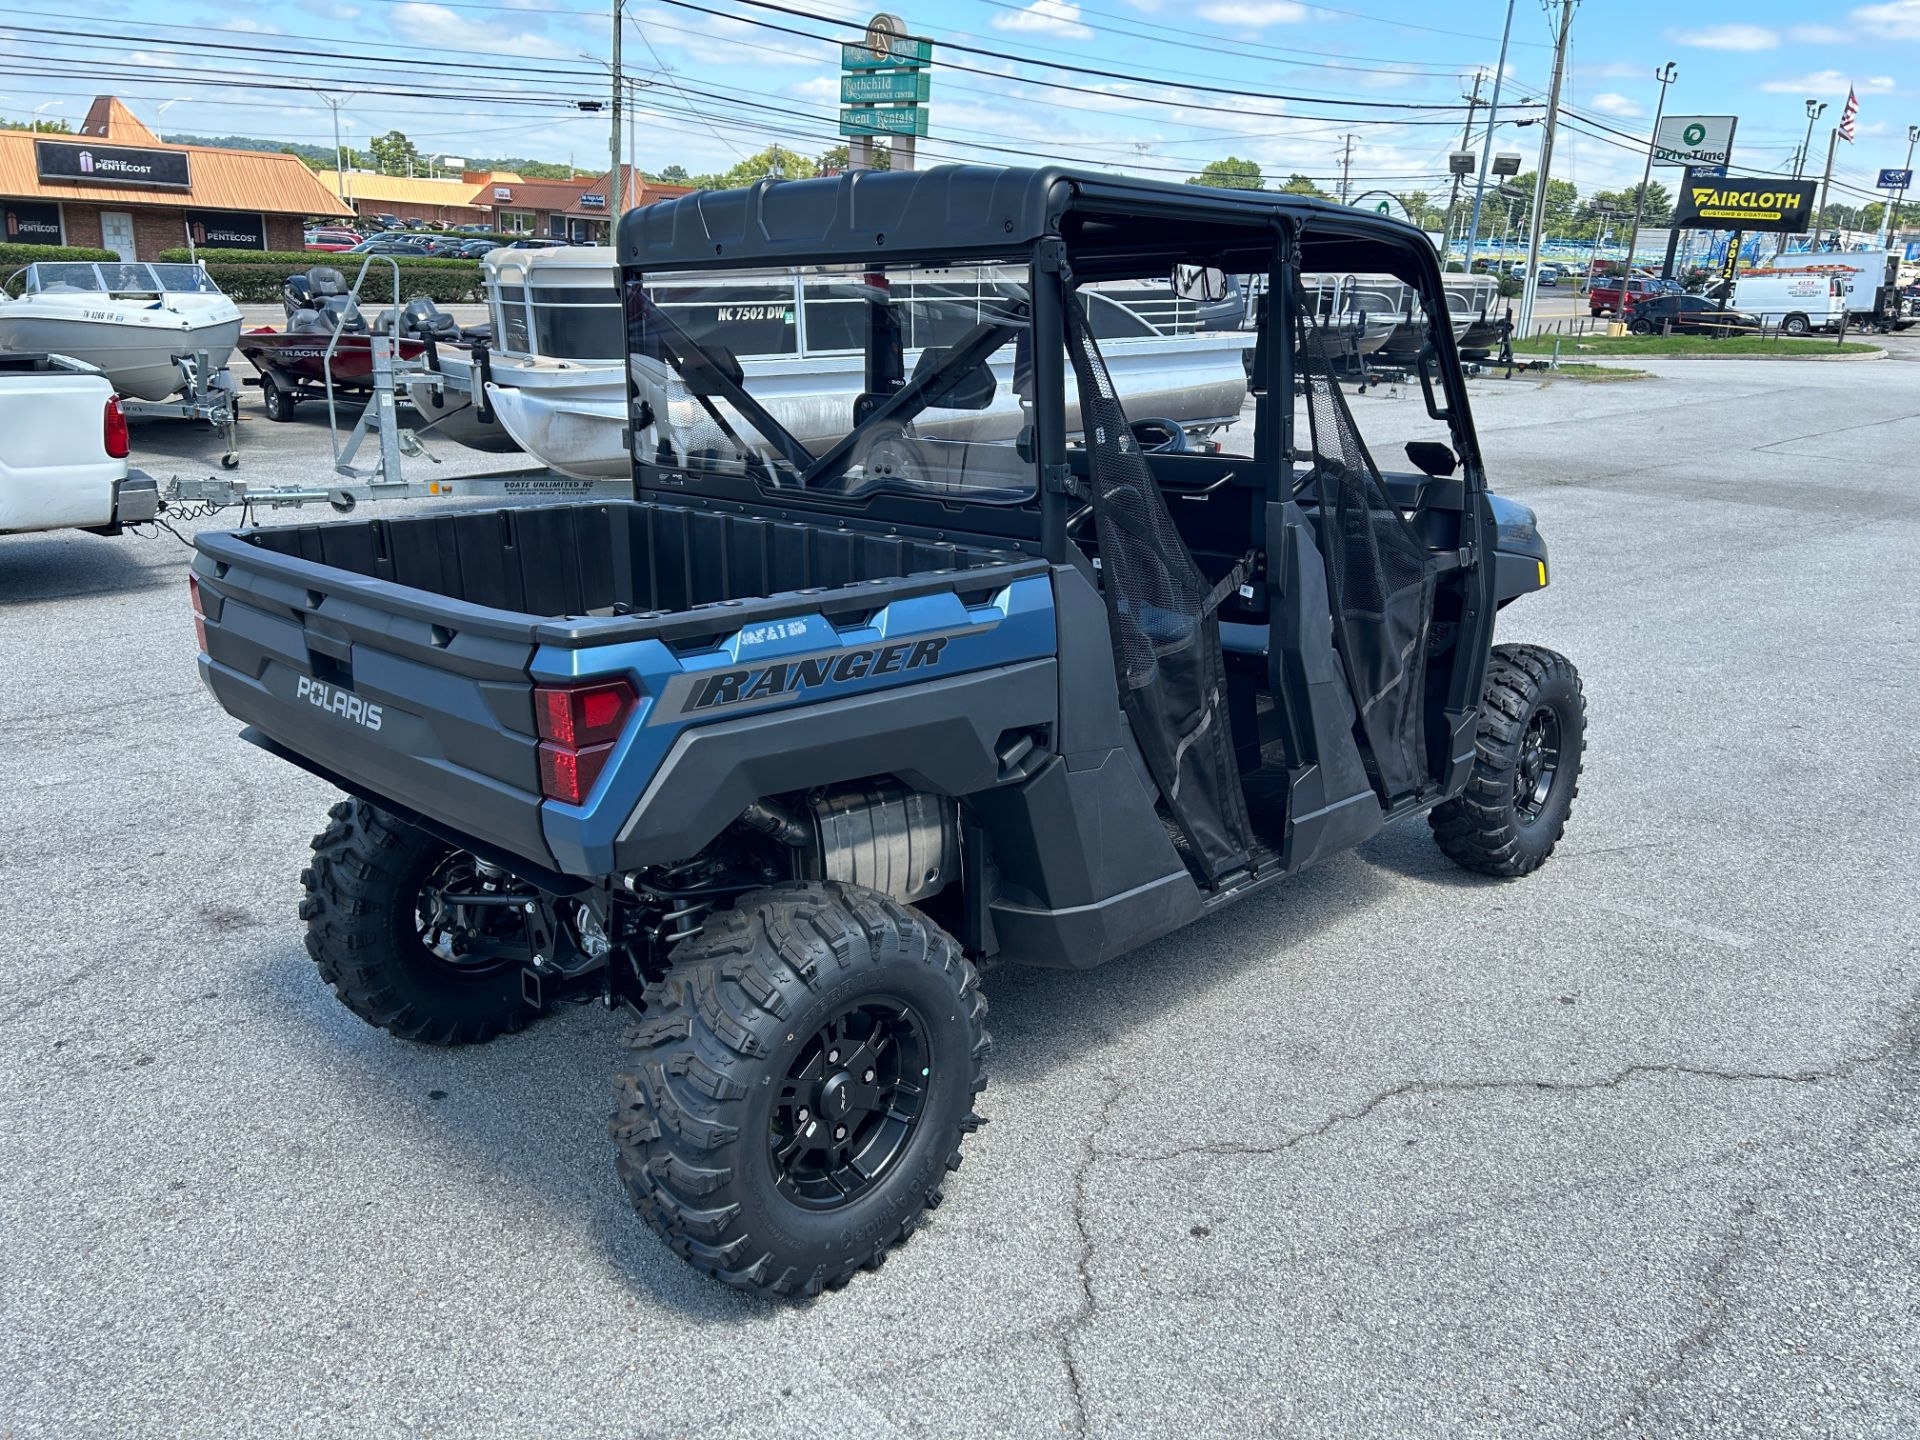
[534,678,637,748]
[533,678,637,803]
[538,740,617,806]
[187,573,209,654]
[104,396,130,459]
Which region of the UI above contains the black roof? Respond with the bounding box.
[618,164,1434,277]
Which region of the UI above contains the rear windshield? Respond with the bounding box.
[626,260,1039,507]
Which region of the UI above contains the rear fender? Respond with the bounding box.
[535,575,1058,874]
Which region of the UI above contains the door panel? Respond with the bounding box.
[99,211,136,262]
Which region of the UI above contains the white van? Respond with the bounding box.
[1771,250,1900,326]
[1730,270,1847,335]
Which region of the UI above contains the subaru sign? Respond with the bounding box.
[35,139,192,189]
[1877,168,1913,189]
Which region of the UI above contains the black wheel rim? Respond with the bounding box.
[770,999,929,1210]
[1513,704,1563,824]
[413,852,534,976]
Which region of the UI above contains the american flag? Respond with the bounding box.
[1839,87,1858,143]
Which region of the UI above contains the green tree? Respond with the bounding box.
[1188,156,1265,190]
[1,115,73,133]
[368,130,421,176]
[654,163,690,184]
[699,146,819,189]
[816,143,890,175]
[1278,173,1328,198]
[1504,172,1580,235]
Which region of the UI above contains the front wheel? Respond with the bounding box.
[1430,645,1586,877]
[300,799,543,1043]
[611,882,988,1297]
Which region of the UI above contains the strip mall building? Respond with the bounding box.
[0,97,343,260]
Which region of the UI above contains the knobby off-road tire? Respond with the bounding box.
[300,798,541,1044]
[611,881,988,1298]
[1430,644,1586,877]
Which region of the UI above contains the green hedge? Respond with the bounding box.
[0,242,118,266]
[158,246,483,269]
[200,261,486,304]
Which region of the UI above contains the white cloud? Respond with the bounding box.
[789,75,841,101]
[1589,92,1643,117]
[1759,70,1896,94]
[1852,0,1920,39]
[1196,0,1309,25]
[1669,23,1778,49]
[218,16,286,32]
[991,0,1095,39]
[386,1,573,59]
[1787,22,1847,41]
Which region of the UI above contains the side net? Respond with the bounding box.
[1062,289,1251,882]
[1294,282,1436,802]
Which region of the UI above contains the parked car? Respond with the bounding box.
[1626,294,1758,337]
[446,238,500,258]
[304,227,362,252]
[345,234,435,256]
[1588,273,1661,317]
[1731,270,1847,335]
[1,351,155,536]
[507,237,570,250]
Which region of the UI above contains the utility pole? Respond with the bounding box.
[1339,133,1356,203]
[610,0,626,220]
[1517,0,1574,337]
[1815,125,1840,248]
[1463,0,1517,271]
[1886,124,1919,248]
[1620,61,1677,288]
[1447,70,1486,257]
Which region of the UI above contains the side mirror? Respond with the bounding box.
[1172,264,1229,304]
[1405,440,1457,478]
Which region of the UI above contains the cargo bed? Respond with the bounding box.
[192,500,1054,875]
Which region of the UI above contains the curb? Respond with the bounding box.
[1518,348,1889,364]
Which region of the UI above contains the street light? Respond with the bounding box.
[1796,99,1826,179]
[1620,62,1678,285]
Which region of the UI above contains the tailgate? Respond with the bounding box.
[192,533,555,868]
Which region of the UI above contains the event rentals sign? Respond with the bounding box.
[839,13,931,144]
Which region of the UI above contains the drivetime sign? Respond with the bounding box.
[1878,168,1913,189]
[1652,114,1736,169]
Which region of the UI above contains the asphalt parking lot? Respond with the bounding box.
[5,344,1919,1438]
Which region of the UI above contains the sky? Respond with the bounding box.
[2,0,1915,210]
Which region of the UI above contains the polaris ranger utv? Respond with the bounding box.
[189,167,1585,1297]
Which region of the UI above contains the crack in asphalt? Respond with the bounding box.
[1054,1076,1124,1439]
[1103,1051,1903,1169]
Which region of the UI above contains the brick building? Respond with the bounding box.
[313,169,515,229]
[0,97,345,260]
[474,167,695,243]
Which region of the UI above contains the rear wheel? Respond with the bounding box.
[1628,317,1653,335]
[1430,645,1586,877]
[300,799,543,1044]
[1782,313,1811,337]
[611,881,988,1297]
[261,374,296,422]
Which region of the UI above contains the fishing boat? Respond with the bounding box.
[411,248,1252,480]
[0,261,242,401]
[1443,274,1506,356]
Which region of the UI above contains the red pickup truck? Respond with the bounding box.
[1586,273,1662,317]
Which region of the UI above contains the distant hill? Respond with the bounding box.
[160,132,587,179]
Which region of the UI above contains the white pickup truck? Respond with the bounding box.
[0,351,156,536]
